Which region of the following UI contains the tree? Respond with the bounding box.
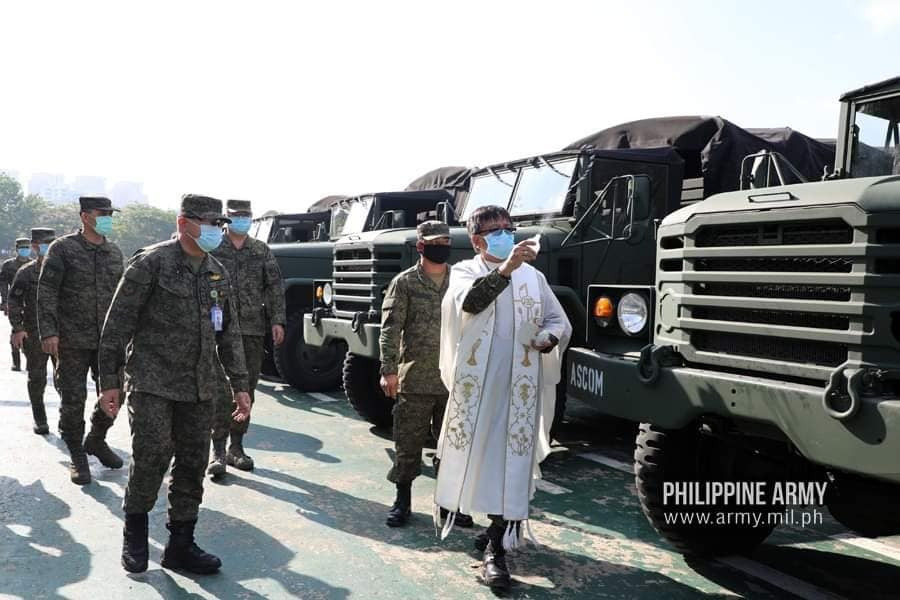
[0,172,177,258]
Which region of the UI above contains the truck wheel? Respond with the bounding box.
[826,473,900,537]
[274,311,345,392]
[634,423,775,556]
[343,352,394,428]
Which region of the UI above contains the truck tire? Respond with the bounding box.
[343,352,394,428]
[826,473,900,537]
[634,423,775,556]
[274,311,345,392]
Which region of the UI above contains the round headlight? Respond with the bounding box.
[617,292,648,335]
[322,283,334,305]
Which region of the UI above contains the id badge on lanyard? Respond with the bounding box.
[210,290,223,332]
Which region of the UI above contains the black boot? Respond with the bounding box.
[207,437,227,477]
[30,396,49,435]
[69,447,91,485]
[482,520,511,591]
[440,507,474,528]
[226,433,254,471]
[482,542,511,592]
[122,513,149,573]
[386,482,412,527]
[11,348,21,371]
[84,432,124,469]
[160,520,222,574]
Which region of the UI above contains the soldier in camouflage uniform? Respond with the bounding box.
[379,221,472,528]
[1,237,33,371]
[208,199,286,476]
[8,229,57,433]
[38,196,125,484]
[98,194,251,575]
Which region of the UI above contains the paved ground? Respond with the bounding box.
[2,322,900,599]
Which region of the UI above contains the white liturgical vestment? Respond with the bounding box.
[435,256,571,545]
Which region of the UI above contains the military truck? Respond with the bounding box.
[270,174,470,391]
[304,122,831,428]
[566,76,900,554]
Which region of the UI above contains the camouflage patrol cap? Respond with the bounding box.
[30,228,55,243]
[79,196,120,212]
[14,237,30,248]
[417,220,450,241]
[180,194,232,224]
[225,199,252,214]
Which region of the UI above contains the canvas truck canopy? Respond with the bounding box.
[564,116,835,197]
[307,195,349,213]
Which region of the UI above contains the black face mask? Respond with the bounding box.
[421,244,451,264]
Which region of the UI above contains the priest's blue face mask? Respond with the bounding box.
[484,229,515,260]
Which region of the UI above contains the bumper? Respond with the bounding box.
[303,314,380,359]
[567,347,900,484]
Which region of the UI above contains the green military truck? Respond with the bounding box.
[566,76,900,554]
[304,122,832,428]
[270,174,470,391]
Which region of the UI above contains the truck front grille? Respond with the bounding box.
[656,211,871,382]
[332,246,403,319]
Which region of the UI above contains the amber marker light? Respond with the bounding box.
[593,296,614,326]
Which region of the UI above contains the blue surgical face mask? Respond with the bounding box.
[16,248,31,259]
[484,229,515,260]
[229,216,252,235]
[38,244,49,256]
[193,224,223,253]
[94,215,113,237]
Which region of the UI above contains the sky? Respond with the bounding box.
[1,0,898,213]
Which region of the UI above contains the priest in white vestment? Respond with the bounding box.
[434,205,571,591]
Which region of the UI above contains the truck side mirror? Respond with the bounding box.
[314,222,328,241]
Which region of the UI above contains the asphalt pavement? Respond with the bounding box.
[2,317,900,599]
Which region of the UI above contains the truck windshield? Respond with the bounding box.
[333,197,373,236]
[462,169,517,220]
[509,158,577,217]
[851,99,900,177]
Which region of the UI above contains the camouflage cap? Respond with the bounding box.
[79,196,120,212]
[226,199,252,214]
[30,228,55,243]
[180,194,231,224]
[417,220,450,241]
[14,237,30,247]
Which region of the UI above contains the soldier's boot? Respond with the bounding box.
[11,348,21,371]
[226,434,254,471]
[68,447,91,485]
[160,520,222,575]
[121,512,149,573]
[207,437,227,477]
[386,482,412,527]
[482,521,511,592]
[84,428,124,469]
[29,395,49,435]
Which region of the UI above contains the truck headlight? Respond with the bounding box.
[617,292,648,335]
[322,283,334,306]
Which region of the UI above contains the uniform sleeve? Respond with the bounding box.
[462,269,510,314]
[97,259,155,391]
[263,245,286,327]
[379,274,407,375]
[216,279,250,393]
[0,262,12,305]
[7,269,27,332]
[37,242,65,340]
